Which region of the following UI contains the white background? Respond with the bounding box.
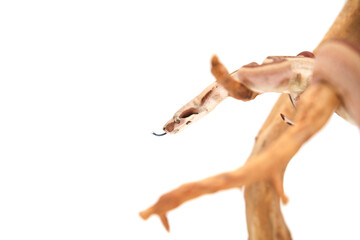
[1,0,359,239]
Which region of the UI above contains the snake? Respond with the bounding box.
[153,40,360,136]
[153,51,315,135]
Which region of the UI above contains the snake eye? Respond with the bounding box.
[179,108,199,118]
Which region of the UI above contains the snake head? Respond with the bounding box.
[156,82,228,135]
[163,107,201,134]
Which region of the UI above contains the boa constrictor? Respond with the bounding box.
[153,40,360,136]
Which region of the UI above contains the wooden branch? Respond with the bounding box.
[140,70,339,235]
[245,1,359,239]
[244,93,294,240]
[316,0,360,51]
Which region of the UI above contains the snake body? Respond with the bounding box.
[160,41,360,135]
[163,53,315,134]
